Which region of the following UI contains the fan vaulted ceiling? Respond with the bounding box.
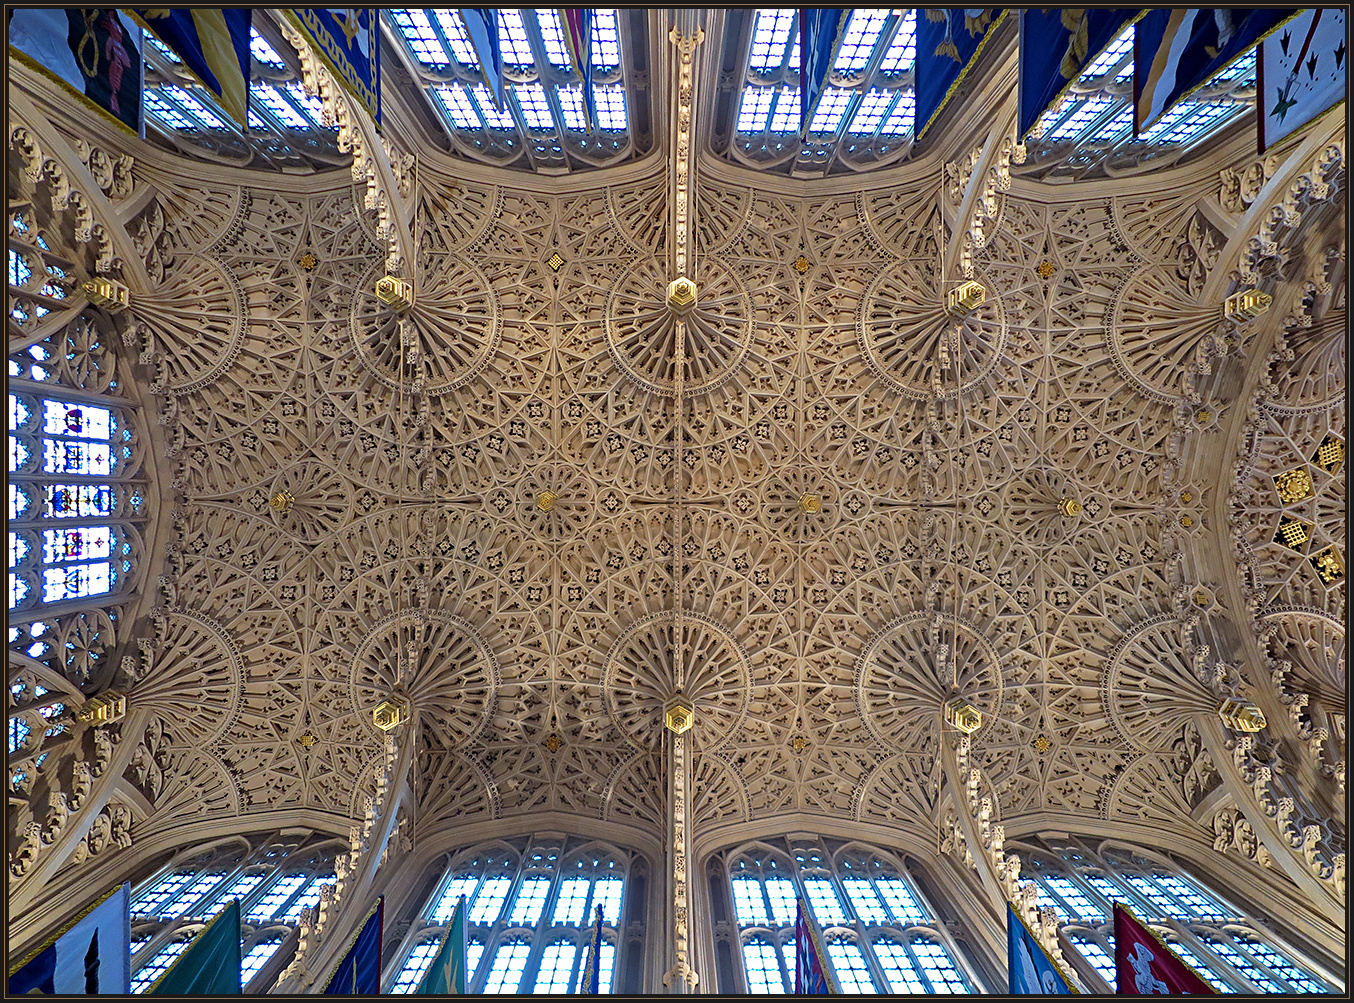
[6,7,1346,979]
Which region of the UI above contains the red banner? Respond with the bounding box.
[1113,904,1216,994]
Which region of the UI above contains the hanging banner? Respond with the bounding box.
[1259,8,1347,152]
[8,8,144,136]
[8,883,131,994]
[1018,9,1143,138]
[916,9,1008,139]
[1135,9,1299,133]
[130,9,253,127]
[285,8,381,127]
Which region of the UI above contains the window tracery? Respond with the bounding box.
[140,22,346,172]
[710,837,979,994]
[125,832,343,994]
[1017,837,1341,994]
[387,835,642,994]
[385,8,648,172]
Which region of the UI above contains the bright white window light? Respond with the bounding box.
[468,876,511,924]
[515,84,556,131]
[532,942,577,992]
[432,84,480,129]
[1083,25,1134,78]
[551,877,590,925]
[875,939,927,992]
[1048,95,1116,140]
[594,86,628,131]
[428,876,479,922]
[835,9,890,73]
[173,88,231,130]
[803,877,848,926]
[593,9,622,70]
[737,87,776,132]
[507,876,551,925]
[879,90,915,135]
[252,83,310,129]
[911,938,970,992]
[143,90,200,130]
[841,879,888,923]
[473,86,516,130]
[388,10,451,66]
[743,937,788,994]
[1089,105,1133,142]
[249,28,284,69]
[878,10,918,73]
[497,9,533,68]
[239,938,283,986]
[429,10,478,64]
[481,940,531,993]
[848,89,895,134]
[809,87,853,132]
[281,82,327,127]
[750,9,797,72]
[557,86,587,130]
[768,89,802,133]
[592,877,623,925]
[537,8,571,67]
[826,939,876,993]
[764,876,797,925]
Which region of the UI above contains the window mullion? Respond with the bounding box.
[8,377,141,408]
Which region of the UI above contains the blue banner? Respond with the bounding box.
[8,9,144,136]
[1135,9,1299,132]
[131,10,252,126]
[324,897,383,995]
[916,9,1008,139]
[459,10,504,111]
[578,904,604,994]
[1019,9,1142,138]
[1008,903,1076,994]
[287,8,381,127]
[7,883,131,994]
[801,9,846,133]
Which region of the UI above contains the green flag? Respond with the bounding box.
[148,899,241,995]
[416,895,467,994]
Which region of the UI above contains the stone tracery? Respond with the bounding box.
[5,15,1346,993]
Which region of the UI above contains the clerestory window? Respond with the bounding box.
[387,835,643,994]
[1021,839,1341,994]
[713,836,980,993]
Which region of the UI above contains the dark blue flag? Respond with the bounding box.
[131,10,252,125]
[1019,9,1142,138]
[8,9,144,136]
[1135,9,1300,133]
[558,9,596,130]
[323,897,383,995]
[286,9,381,127]
[578,904,604,994]
[916,9,1008,139]
[800,9,846,133]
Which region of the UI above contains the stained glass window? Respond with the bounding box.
[239,937,284,986]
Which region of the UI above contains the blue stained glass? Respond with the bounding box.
[11,484,32,519]
[9,248,32,287]
[10,436,32,472]
[10,532,30,567]
[43,401,111,439]
[44,484,112,519]
[43,526,112,563]
[43,439,112,475]
[10,717,32,754]
[10,394,32,429]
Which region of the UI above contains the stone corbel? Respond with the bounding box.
[9,708,153,912]
[6,90,150,292]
